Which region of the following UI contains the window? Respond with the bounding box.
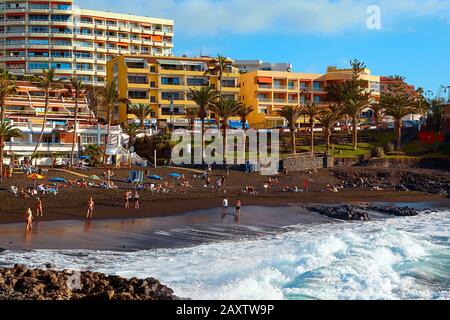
[29,39,49,45]
[128,91,148,99]
[150,96,156,103]
[51,15,71,22]
[221,80,236,88]
[187,78,208,86]
[51,51,71,58]
[28,62,49,70]
[113,63,119,74]
[29,51,49,58]
[313,96,322,103]
[161,77,180,85]
[150,66,156,73]
[161,92,181,100]
[29,15,49,21]
[128,75,148,84]
[74,52,92,59]
[30,26,49,33]
[51,63,72,70]
[81,134,98,145]
[150,81,156,88]
[313,81,323,91]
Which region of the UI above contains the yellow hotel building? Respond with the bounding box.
[107,54,241,127]
[240,66,381,128]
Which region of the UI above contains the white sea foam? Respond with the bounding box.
[1,209,449,300]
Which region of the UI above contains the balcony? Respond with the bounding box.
[4,142,74,153]
[273,85,287,90]
[258,84,272,90]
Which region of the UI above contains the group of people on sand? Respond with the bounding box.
[221,197,241,221]
[124,190,140,210]
[24,197,44,233]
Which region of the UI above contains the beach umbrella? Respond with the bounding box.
[79,156,90,160]
[27,174,44,180]
[48,177,67,183]
[168,173,182,179]
[89,175,100,180]
[148,175,162,180]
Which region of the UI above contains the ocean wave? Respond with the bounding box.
[1,209,449,300]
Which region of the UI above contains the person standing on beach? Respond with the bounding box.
[222,197,229,217]
[25,208,33,233]
[35,197,43,217]
[127,190,134,209]
[124,191,130,209]
[86,197,94,219]
[303,179,309,192]
[134,190,140,210]
[235,200,241,217]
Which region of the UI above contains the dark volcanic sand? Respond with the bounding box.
[0,166,448,224]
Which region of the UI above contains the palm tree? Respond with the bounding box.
[236,105,254,130]
[95,80,130,165]
[426,98,445,132]
[209,98,242,161]
[302,103,326,154]
[122,123,142,149]
[370,102,384,129]
[0,70,18,123]
[128,103,151,129]
[317,105,341,153]
[185,106,198,130]
[0,120,22,181]
[66,78,85,168]
[204,55,233,95]
[82,144,103,165]
[326,82,348,133]
[188,86,220,161]
[381,92,418,150]
[31,69,63,158]
[277,105,303,155]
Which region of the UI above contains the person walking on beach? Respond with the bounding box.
[134,190,140,210]
[35,197,43,217]
[303,179,309,192]
[124,191,130,209]
[235,200,241,217]
[86,197,94,219]
[127,190,134,209]
[25,208,33,233]
[222,197,229,217]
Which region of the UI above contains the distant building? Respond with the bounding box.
[3,81,124,163]
[240,66,381,129]
[235,60,292,73]
[107,54,241,128]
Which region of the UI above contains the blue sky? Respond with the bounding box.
[77,0,450,96]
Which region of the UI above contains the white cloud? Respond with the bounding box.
[77,0,450,36]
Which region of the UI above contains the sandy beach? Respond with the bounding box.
[0,166,448,225]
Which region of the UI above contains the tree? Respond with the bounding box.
[188,86,220,161]
[82,144,103,166]
[369,102,384,129]
[317,105,341,152]
[185,106,198,130]
[326,82,348,133]
[302,103,326,154]
[380,80,418,150]
[66,78,85,168]
[341,59,371,151]
[122,123,142,149]
[204,55,234,95]
[277,105,303,155]
[209,98,242,161]
[95,80,129,165]
[0,120,22,181]
[0,69,18,123]
[236,105,254,130]
[31,69,63,158]
[128,103,151,129]
[426,98,445,133]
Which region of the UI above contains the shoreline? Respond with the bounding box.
[0,190,447,225]
[0,198,449,252]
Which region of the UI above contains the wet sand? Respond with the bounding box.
[1,201,449,252]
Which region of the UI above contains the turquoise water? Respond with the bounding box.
[1,209,449,300]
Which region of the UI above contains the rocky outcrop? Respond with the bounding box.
[307,205,370,221]
[0,265,179,300]
[367,206,418,217]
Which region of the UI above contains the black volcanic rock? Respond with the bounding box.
[0,265,179,301]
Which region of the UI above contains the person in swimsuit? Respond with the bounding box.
[124,191,130,209]
[127,190,134,209]
[86,197,94,219]
[25,208,33,233]
[134,190,140,210]
[35,197,43,217]
[235,200,241,217]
